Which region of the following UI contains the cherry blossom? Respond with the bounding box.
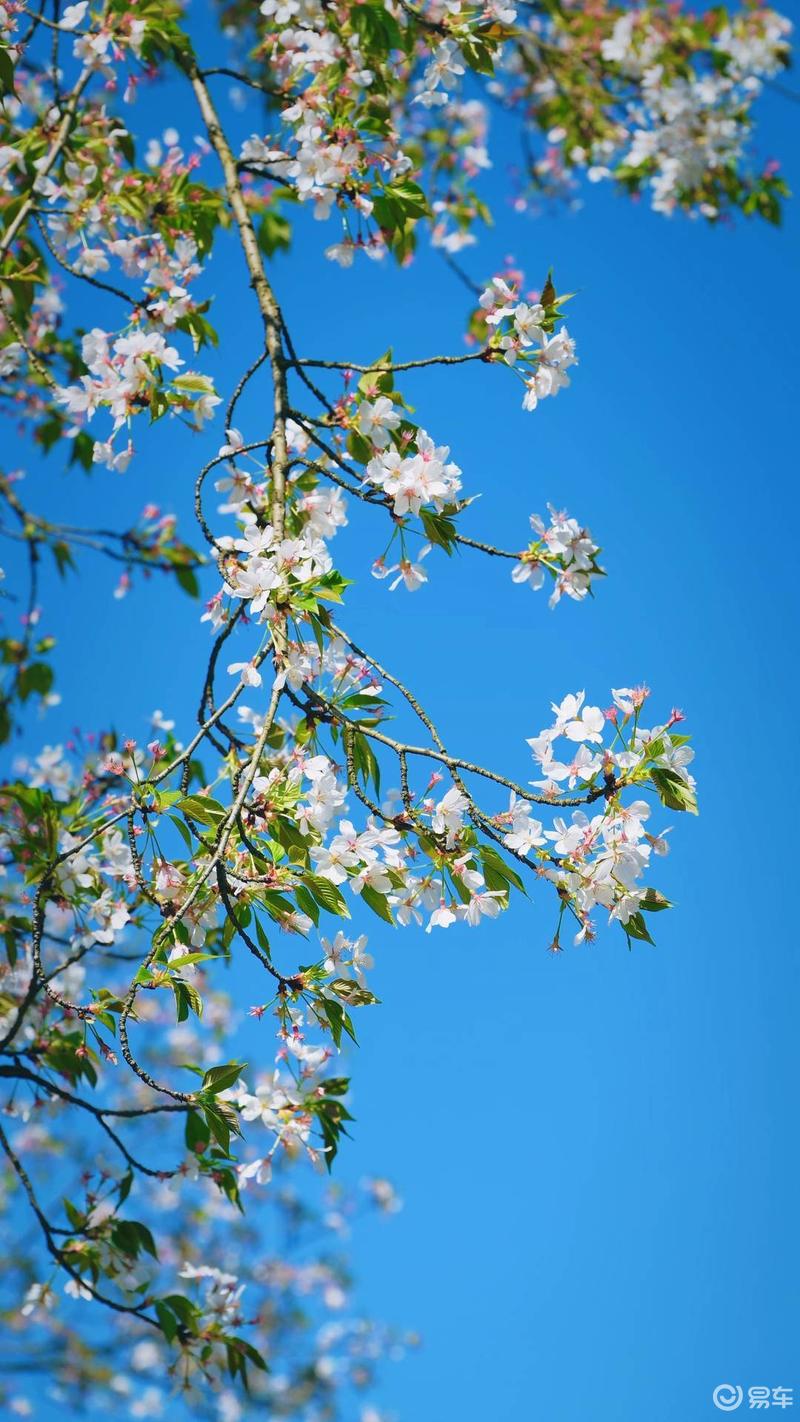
[1,0,776,1408]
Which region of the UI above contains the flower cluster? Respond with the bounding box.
[507,687,696,947]
[221,521,334,625]
[58,328,220,470]
[479,275,578,411]
[364,423,463,517]
[0,0,759,1408]
[498,2,791,223]
[512,505,603,607]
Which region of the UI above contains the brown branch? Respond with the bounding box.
[298,680,613,809]
[185,54,289,541]
[0,66,93,260]
[290,350,491,374]
[0,1064,180,1178]
[0,1119,158,1327]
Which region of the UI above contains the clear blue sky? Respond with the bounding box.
[3,26,799,1422]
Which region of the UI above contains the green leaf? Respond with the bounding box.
[315,570,352,604]
[420,508,457,555]
[650,768,698,815]
[203,1099,241,1151]
[63,1197,84,1230]
[168,812,196,853]
[540,268,557,308]
[350,730,381,795]
[294,883,320,926]
[175,565,200,598]
[155,1300,179,1343]
[0,46,14,97]
[459,35,496,76]
[171,918,191,947]
[162,1292,200,1327]
[227,1333,269,1378]
[359,883,394,924]
[305,874,350,918]
[640,888,673,912]
[328,978,380,1007]
[52,541,76,578]
[172,371,216,395]
[202,1061,245,1095]
[357,348,394,397]
[177,794,227,826]
[70,431,95,471]
[479,843,526,894]
[347,428,374,465]
[170,978,203,1022]
[18,662,54,702]
[624,912,655,946]
[307,610,327,656]
[111,1218,158,1260]
[318,996,357,1047]
[314,1089,354,1169]
[166,951,215,971]
[350,1,403,58]
[385,178,429,214]
[184,1108,210,1155]
[257,207,292,258]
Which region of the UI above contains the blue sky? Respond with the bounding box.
[3,28,799,1422]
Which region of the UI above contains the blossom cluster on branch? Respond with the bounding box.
[0,0,782,1413]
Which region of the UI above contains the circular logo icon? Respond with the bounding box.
[713,1384,744,1412]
